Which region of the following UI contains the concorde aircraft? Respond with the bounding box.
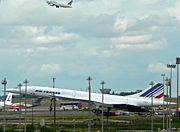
[6,83,164,112]
[46,0,73,8]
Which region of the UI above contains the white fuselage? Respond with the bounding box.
[0,100,12,110]
[6,86,164,108]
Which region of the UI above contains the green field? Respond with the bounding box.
[1,97,180,131]
[1,112,180,132]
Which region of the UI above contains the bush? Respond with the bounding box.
[27,124,35,132]
[40,126,53,132]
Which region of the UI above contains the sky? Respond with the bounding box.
[0,0,180,96]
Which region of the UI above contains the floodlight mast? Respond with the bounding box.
[100,81,105,132]
[18,83,22,132]
[167,64,176,104]
[53,77,56,132]
[2,78,7,132]
[161,74,165,130]
[176,58,180,110]
[149,81,154,132]
[23,79,29,132]
[165,78,171,131]
[167,64,176,132]
[86,76,92,132]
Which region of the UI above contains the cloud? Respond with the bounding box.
[115,39,167,51]
[168,1,180,20]
[110,35,152,44]
[35,33,80,44]
[147,62,168,72]
[40,64,61,74]
[88,48,119,58]
[114,18,135,32]
[25,45,65,55]
[138,0,159,4]
[87,37,167,58]
[18,63,62,76]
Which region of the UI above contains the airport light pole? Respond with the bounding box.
[165,78,170,132]
[176,57,180,110]
[167,64,176,106]
[53,77,56,132]
[100,81,105,132]
[149,81,154,132]
[161,74,165,130]
[32,99,34,126]
[23,79,29,132]
[87,76,92,132]
[167,64,176,132]
[2,78,7,132]
[18,83,22,132]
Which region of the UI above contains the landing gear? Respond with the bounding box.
[92,109,102,115]
[92,107,112,123]
[106,107,111,123]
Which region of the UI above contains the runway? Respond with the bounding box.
[0,106,89,119]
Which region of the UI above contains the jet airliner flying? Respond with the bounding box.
[6,83,165,112]
[46,0,73,8]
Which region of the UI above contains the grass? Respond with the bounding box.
[3,97,180,131]
[2,115,180,131]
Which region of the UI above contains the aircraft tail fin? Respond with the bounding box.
[128,83,164,100]
[5,93,13,105]
[67,0,73,5]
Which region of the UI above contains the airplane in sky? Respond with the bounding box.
[46,0,73,8]
[6,83,165,113]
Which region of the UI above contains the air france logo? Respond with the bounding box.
[35,90,60,95]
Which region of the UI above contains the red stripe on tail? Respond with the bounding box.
[155,92,164,99]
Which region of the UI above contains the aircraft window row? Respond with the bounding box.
[35,90,60,94]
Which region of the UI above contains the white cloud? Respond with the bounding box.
[147,62,168,72]
[138,0,159,4]
[36,36,61,43]
[168,1,180,20]
[37,45,65,52]
[20,26,42,36]
[114,19,128,32]
[111,35,152,44]
[35,33,81,44]
[114,18,136,32]
[40,64,61,74]
[87,38,167,58]
[18,63,62,76]
[26,48,34,54]
[25,45,65,55]
[115,39,166,51]
[88,49,119,58]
